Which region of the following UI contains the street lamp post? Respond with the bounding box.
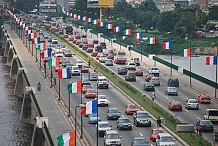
[96,81,99,146]
[212,43,218,99]
[80,66,83,139]
[75,104,86,146]
[68,79,71,117]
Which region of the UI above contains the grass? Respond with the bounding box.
[42,27,212,146]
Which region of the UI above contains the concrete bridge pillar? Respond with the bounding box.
[6,46,14,66]
[0,26,3,47]
[31,117,49,146]
[2,33,8,50]
[20,86,37,125]
[0,26,5,45]
[10,55,19,79]
[14,67,26,96]
[4,39,11,57]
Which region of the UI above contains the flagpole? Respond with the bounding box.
[58,63,61,101]
[28,36,30,52]
[96,81,99,146]
[80,67,83,139]
[39,51,41,69]
[170,43,172,77]
[50,63,53,88]
[68,79,71,117]
[32,41,33,56]
[216,45,218,99]
[189,40,192,86]
[36,44,38,62]
[25,33,27,47]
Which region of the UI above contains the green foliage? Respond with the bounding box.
[12,0,39,13]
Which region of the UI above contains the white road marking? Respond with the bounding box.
[197,117,201,120]
[121,115,124,117]
[139,133,143,137]
[185,97,189,100]
[150,144,153,146]
[164,96,168,99]
[185,109,189,112]
[156,91,159,93]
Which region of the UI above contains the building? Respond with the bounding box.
[39,1,57,13]
[68,0,76,10]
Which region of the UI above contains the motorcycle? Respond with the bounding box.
[37,83,41,91]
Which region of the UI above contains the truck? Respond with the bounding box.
[204,109,218,122]
[114,50,127,64]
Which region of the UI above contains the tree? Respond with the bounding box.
[12,0,38,13]
[195,8,207,29]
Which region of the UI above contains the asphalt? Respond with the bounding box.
[4,23,81,146]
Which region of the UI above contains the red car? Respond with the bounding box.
[82,85,92,94]
[91,51,98,57]
[198,95,211,104]
[69,37,74,41]
[76,40,81,45]
[96,54,101,60]
[150,128,164,142]
[82,66,89,73]
[125,104,139,115]
[85,89,96,98]
[145,74,154,82]
[107,53,114,59]
[88,44,94,48]
[82,39,88,44]
[168,101,182,111]
[63,34,68,38]
[134,69,144,76]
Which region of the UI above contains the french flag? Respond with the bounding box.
[162,42,172,50]
[80,100,98,115]
[134,32,142,39]
[88,18,92,23]
[41,49,51,58]
[99,22,104,27]
[58,68,71,78]
[114,26,120,32]
[206,56,217,65]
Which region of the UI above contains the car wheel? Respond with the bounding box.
[135,122,139,127]
[129,127,132,130]
[180,108,182,111]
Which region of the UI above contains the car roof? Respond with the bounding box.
[158,133,172,137]
[133,137,146,140]
[98,76,107,79]
[98,121,109,124]
[105,130,118,134]
[137,111,148,114]
[118,117,129,120]
[206,109,218,111]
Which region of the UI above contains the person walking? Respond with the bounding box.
[88,59,91,67]
[157,117,161,127]
[53,77,56,86]
[94,66,97,72]
[151,92,156,103]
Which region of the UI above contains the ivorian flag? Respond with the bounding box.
[37,43,44,50]
[123,29,131,35]
[180,48,191,57]
[67,81,82,93]
[106,24,112,29]
[48,57,60,67]
[58,68,71,79]
[57,132,76,146]
[148,37,156,45]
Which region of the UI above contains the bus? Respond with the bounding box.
[50,22,59,31]
[114,50,127,64]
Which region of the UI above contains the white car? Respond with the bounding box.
[76,60,84,68]
[71,66,81,76]
[185,99,199,110]
[126,62,136,70]
[99,55,107,63]
[156,133,175,146]
[104,130,122,146]
[98,121,112,137]
[148,67,159,76]
[95,95,110,106]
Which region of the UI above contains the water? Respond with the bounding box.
[157,55,217,81]
[0,48,33,145]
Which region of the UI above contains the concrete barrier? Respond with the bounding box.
[176,124,195,132]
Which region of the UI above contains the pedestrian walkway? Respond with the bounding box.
[4,23,76,146]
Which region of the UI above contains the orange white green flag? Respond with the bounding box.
[57,131,76,146]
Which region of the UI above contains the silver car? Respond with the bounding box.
[165,87,178,95]
[104,130,122,146]
[185,99,199,110]
[151,77,160,86]
[89,72,98,81]
[116,117,132,130]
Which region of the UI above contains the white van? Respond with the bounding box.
[98,76,109,89]
[204,109,218,122]
[51,39,58,45]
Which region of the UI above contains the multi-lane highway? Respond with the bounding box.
[37,22,218,146]
[64,25,218,144]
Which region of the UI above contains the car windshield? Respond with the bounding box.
[153,129,164,134]
[169,87,176,90]
[87,89,95,93]
[201,120,212,125]
[83,85,92,89]
[90,114,98,118]
[76,60,83,64]
[133,139,146,144]
[72,67,79,70]
[119,119,130,123]
[98,95,106,99]
[109,109,119,113]
[202,96,210,99]
[160,136,173,142]
[99,79,107,81]
[83,78,89,82]
[99,123,110,128]
[107,134,119,139]
[137,113,149,118]
[128,105,137,109]
[90,73,97,77]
